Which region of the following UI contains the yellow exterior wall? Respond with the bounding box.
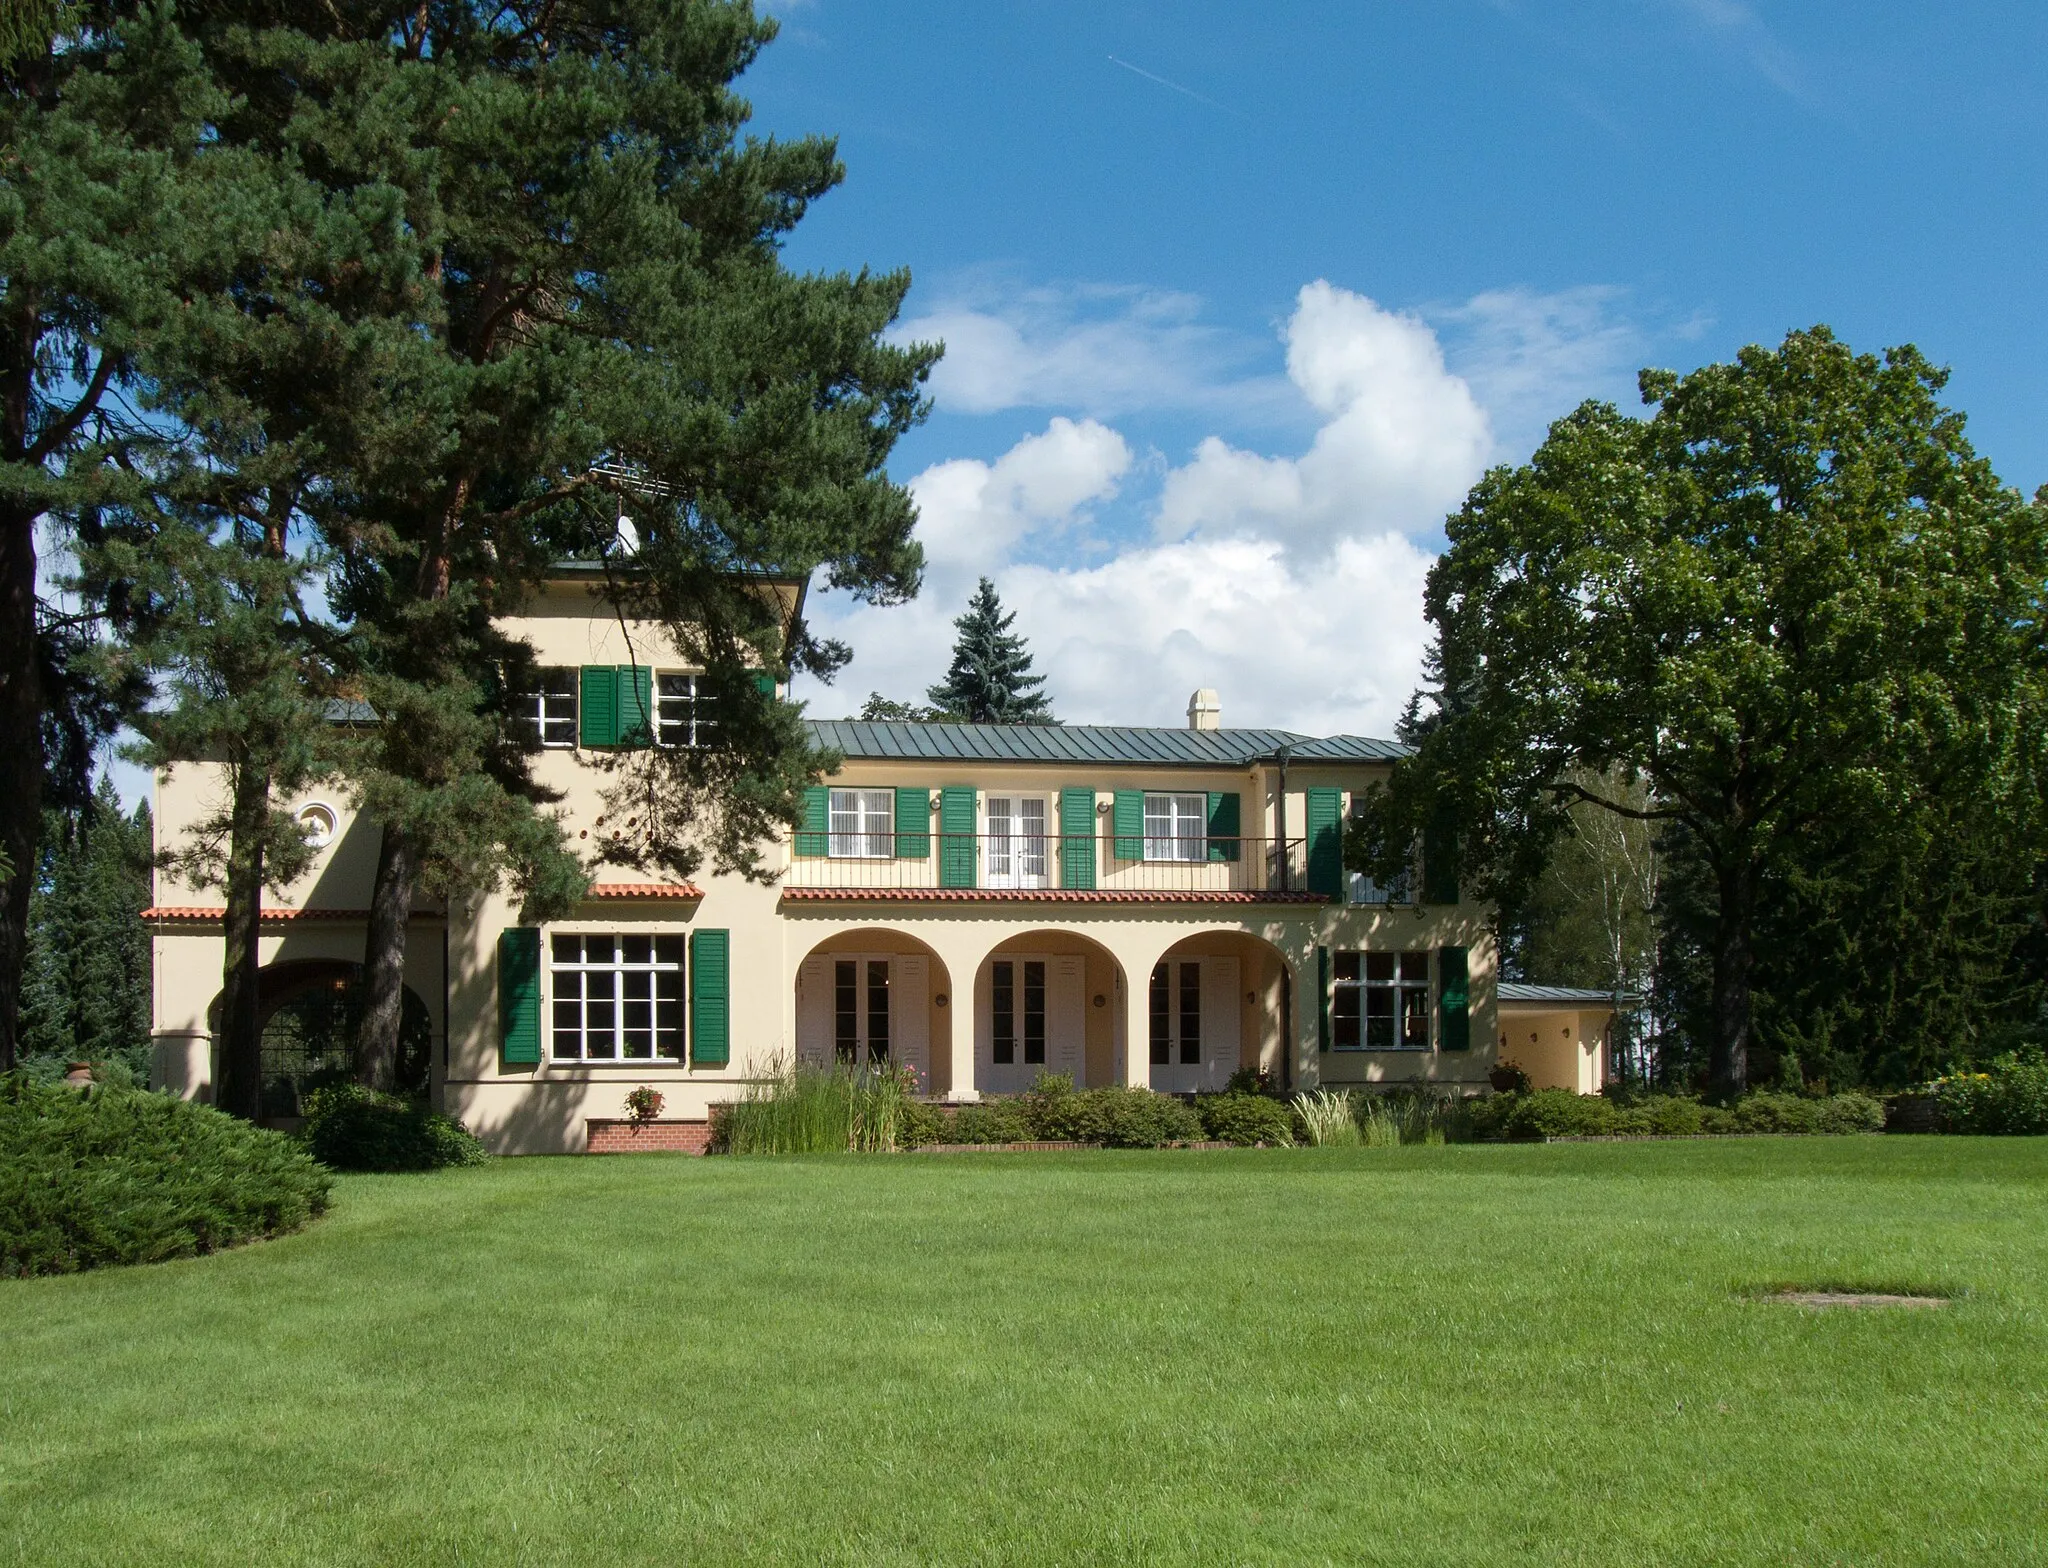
[1496,1004,1612,1095]
[145,580,1503,1152]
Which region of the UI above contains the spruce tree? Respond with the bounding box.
[925,578,1056,725]
[19,778,152,1076]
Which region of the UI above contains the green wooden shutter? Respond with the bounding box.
[1422,809,1460,905]
[795,786,830,856]
[754,671,776,697]
[1438,946,1471,1052]
[579,665,617,747]
[1316,945,1331,1053]
[690,929,730,1066]
[1059,787,1097,890]
[895,787,930,859]
[1207,791,1241,862]
[1306,787,1344,897]
[499,927,542,1065]
[616,665,653,747]
[1112,789,1145,859]
[938,786,978,888]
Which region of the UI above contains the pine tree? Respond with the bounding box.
[1,4,234,1067]
[925,579,1056,725]
[19,779,152,1076]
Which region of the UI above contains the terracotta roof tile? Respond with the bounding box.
[584,882,702,900]
[779,887,1328,905]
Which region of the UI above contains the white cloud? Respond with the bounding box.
[804,277,1649,738]
[895,280,1291,423]
[907,416,1130,585]
[1156,281,1491,553]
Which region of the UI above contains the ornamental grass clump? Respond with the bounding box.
[1,1074,331,1278]
[715,1057,919,1153]
[1293,1089,1360,1147]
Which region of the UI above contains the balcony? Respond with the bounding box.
[780,834,1327,903]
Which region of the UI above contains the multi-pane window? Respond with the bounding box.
[1143,792,1207,862]
[550,934,684,1060]
[521,669,577,748]
[1149,960,1202,1064]
[656,673,711,748]
[1346,804,1413,904]
[1331,951,1432,1051]
[828,788,894,858]
[833,958,891,1063]
[991,958,1046,1066]
[986,795,1049,887]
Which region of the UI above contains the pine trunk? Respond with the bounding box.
[1709,857,1754,1101]
[214,765,271,1119]
[355,820,417,1093]
[0,500,39,1073]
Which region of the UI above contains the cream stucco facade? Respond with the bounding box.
[147,573,1502,1152]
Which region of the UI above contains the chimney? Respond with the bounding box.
[1186,688,1221,731]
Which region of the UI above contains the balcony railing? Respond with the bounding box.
[781,835,1319,898]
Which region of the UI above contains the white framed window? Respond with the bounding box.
[829,788,895,858]
[656,673,711,748]
[550,933,684,1061]
[1331,950,1432,1051]
[522,668,577,748]
[1143,792,1207,862]
[1149,960,1202,1066]
[985,794,1049,887]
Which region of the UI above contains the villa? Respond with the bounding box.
[145,566,1519,1154]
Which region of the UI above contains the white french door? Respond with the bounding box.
[796,952,929,1086]
[984,795,1050,888]
[1148,956,1240,1094]
[977,952,1084,1092]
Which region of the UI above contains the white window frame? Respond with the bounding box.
[1143,792,1208,862]
[984,794,1050,888]
[549,932,685,1062]
[832,955,893,1065]
[990,956,1049,1069]
[1330,949,1433,1052]
[829,787,895,859]
[523,668,577,748]
[656,672,710,748]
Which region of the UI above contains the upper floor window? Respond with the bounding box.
[1331,950,1432,1051]
[1143,792,1207,862]
[657,673,710,748]
[522,669,577,748]
[829,788,894,858]
[1346,801,1412,904]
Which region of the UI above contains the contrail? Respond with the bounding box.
[1107,54,1251,121]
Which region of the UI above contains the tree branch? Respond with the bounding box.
[27,352,117,465]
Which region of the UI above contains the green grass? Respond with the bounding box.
[3,1141,2045,1565]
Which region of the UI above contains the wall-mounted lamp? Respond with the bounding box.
[935,993,949,1008]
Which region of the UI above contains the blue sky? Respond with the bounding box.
[753,1,2048,734]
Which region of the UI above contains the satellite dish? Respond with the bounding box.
[615,515,640,554]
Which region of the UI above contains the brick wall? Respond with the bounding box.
[586,1118,713,1155]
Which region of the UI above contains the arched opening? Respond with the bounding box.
[1147,932,1295,1094]
[972,930,1126,1095]
[794,930,954,1096]
[209,961,432,1117]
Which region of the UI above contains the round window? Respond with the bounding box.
[296,802,338,849]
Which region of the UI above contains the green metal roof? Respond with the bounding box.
[802,720,1408,768]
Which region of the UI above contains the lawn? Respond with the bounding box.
[3,1140,2045,1566]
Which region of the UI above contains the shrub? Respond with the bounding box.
[1470,1087,1883,1141]
[1933,1052,2048,1135]
[945,1098,1033,1145]
[1293,1089,1360,1147]
[1,1075,332,1277]
[300,1085,488,1172]
[897,1098,951,1149]
[1020,1072,1084,1140]
[1495,1088,1621,1140]
[1731,1091,1884,1136]
[1196,1092,1294,1147]
[1063,1085,1203,1148]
